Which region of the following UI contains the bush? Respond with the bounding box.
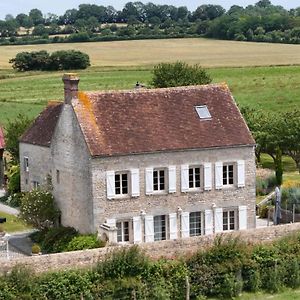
[20,190,60,229]
[0,278,15,300]
[31,244,41,254]
[6,165,20,195]
[65,234,105,251]
[151,61,212,88]
[6,192,24,207]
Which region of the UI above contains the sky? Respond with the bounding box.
[0,0,299,20]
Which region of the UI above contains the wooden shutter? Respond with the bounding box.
[239,206,247,230]
[133,216,142,243]
[106,171,115,199]
[131,169,140,197]
[145,215,154,242]
[106,218,116,227]
[181,212,190,238]
[237,160,245,188]
[169,213,177,240]
[204,163,212,191]
[181,165,189,192]
[215,162,223,190]
[168,166,176,193]
[214,208,223,233]
[205,209,213,235]
[145,167,153,195]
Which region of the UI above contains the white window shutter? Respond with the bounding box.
[133,216,142,243]
[214,208,223,233]
[205,209,213,235]
[106,171,115,199]
[215,162,223,190]
[145,215,154,242]
[145,167,153,195]
[181,165,189,192]
[168,166,176,193]
[169,213,177,240]
[131,169,140,197]
[239,206,247,230]
[204,163,212,191]
[106,218,116,227]
[237,160,245,188]
[181,212,190,238]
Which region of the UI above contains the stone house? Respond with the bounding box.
[20,74,256,244]
[0,127,5,189]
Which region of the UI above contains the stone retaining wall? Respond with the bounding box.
[2,222,300,274]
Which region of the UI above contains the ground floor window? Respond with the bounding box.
[154,215,166,241]
[117,221,129,242]
[189,211,202,236]
[223,210,236,231]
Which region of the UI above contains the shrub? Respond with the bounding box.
[6,192,24,207]
[242,259,261,292]
[65,234,105,251]
[151,61,212,88]
[31,244,41,254]
[0,278,15,300]
[258,204,269,218]
[20,190,60,229]
[6,165,20,195]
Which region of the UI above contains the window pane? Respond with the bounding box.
[223,166,227,185]
[117,222,122,242]
[124,221,129,241]
[190,212,201,236]
[223,211,228,231]
[189,168,194,188]
[154,215,166,241]
[195,168,200,188]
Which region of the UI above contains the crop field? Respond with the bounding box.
[0,38,299,126]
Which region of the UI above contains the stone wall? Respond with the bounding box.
[2,222,300,274]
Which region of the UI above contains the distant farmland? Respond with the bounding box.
[1,38,300,69]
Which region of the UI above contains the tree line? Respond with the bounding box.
[0,0,300,45]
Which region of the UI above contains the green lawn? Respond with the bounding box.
[237,288,300,300]
[0,210,32,233]
[0,65,299,126]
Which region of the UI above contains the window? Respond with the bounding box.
[56,170,60,184]
[223,210,236,231]
[32,181,40,189]
[117,221,129,242]
[153,169,165,191]
[189,167,201,189]
[190,212,202,236]
[154,215,166,241]
[115,172,128,195]
[223,164,234,185]
[24,157,29,172]
[195,105,211,120]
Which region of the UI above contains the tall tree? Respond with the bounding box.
[29,8,44,25]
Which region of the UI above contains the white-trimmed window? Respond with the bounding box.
[117,221,130,242]
[115,172,128,195]
[223,164,234,185]
[189,211,203,236]
[153,169,165,192]
[189,167,201,189]
[223,210,236,231]
[154,215,166,241]
[32,181,40,189]
[24,156,29,172]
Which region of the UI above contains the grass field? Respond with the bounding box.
[0,211,32,233]
[1,38,300,68]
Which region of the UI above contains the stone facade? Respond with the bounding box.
[0,149,4,188]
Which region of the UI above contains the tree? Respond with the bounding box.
[4,114,33,163]
[20,190,60,229]
[151,61,212,88]
[29,8,44,25]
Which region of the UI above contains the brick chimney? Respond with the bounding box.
[62,73,79,104]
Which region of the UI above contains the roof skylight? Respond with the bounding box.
[195,105,211,120]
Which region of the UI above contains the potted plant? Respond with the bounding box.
[31,243,42,255]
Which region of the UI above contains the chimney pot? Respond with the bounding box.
[62,73,79,104]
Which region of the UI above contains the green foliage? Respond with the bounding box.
[10,50,90,72]
[151,61,212,88]
[19,190,60,229]
[65,234,105,251]
[31,243,41,254]
[6,165,20,195]
[4,113,32,163]
[256,174,277,196]
[0,278,15,300]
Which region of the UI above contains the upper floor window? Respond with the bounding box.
[153,169,165,192]
[115,172,128,195]
[223,164,234,185]
[223,210,236,231]
[189,167,201,189]
[24,156,29,172]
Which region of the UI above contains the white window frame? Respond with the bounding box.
[153,168,166,192]
[223,163,234,186]
[116,220,130,243]
[32,181,40,190]
[154,215,167,241]
[115,171,129,196]
[189,211,203,236]
[24,156,29,172]
[188,166,201,190]
[223,209,237,231]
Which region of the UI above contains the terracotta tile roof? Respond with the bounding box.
[0,127,5,149]
[20,102,63,147]
[73,84,255,157]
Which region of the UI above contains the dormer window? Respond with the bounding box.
[195,105,211,120]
